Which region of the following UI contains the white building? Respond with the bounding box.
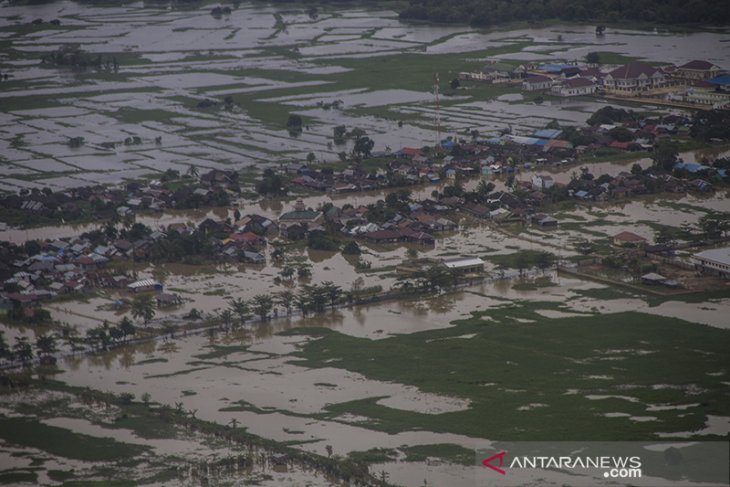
[442,257,485,274]
[523,74,552,91]
[531,174,555,190]
[692,247,730,278]
[551,77,596,97]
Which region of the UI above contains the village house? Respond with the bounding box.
[522,74,552,91]
[442,257,485,275]
[279,199,324,226]
[154,293,181,307]
[551,77,597,97]
[612,231,647,248]
[531,214,558,227]
[531,174,555,190]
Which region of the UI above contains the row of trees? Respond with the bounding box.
[221,282,344,325]
[398,0,730,26]
[0,317,139,367]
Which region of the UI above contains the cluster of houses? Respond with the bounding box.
[337,200,458,246]
[0,237,170,314]
[0,211,279,311]
[461,58,729,107]
[1,168,238,226]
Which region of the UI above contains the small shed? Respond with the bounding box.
[641,272,667,285]
[442,257,485,274]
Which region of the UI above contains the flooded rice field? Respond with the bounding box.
[2,3,730,191]
[2,2,730,486]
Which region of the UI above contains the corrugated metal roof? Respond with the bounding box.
[443,257,485,269]
[128,278,161,289]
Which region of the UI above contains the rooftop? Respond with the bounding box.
[679,60,718,70]
[607,62,659,79]
[614,231,647,242]
[443,257,485,269]
[693,247,730,266]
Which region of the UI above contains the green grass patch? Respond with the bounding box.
[401,443,475,465]
[0,470,38,485]
[134,357,168,366]
[193,344,250,360]
[483,249,554,269]
[589,52,641,65]
[348,447,398,464]
[0,417,149,461]
[60,481,136,487]
[289,305,730,441]
[512,276,556,291]
[47,470,74,482]
[202,288,227,296]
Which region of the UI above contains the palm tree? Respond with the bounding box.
[321,281,342,308]
[228,298,250,326]
[251,295,273,322]
[0,331,10,364]
[280,266,295,280]
[218,309,234,329]
[118,316,136,343]
[35,334,57,358]
[274,290,294,315]
[271,246,285,262]
[303,284,328,312]
[13,336,33,366]
[295,291,309,317]
[186,164,199,180]
[131,294,156,324]
[109,326,124,344]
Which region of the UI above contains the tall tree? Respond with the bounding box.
[13,336,33,365]
[652,141,679,171]
[274,290,295,315]
[229,298,251,325]
[35,334,57,358]
[131,294,156,324]
[251,295,273,322]
[118,316,136,342]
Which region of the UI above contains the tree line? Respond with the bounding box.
[398,0,730,26]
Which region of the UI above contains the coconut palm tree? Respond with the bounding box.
[320,281,342,308]
[35,334,57,358]
[228,298,250,326]
[218,309,234,329]
[186,164,199,180]
[295,291,309,317]
[118,316,136,343]
[250,295,273,322]
[13,336,33,366]
[131,294,155,324]
[274,290,294,315]
[0,331,10,364]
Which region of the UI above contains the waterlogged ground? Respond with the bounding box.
[2,2,730,192]
[2,3,730,486]
[0,274,723,486]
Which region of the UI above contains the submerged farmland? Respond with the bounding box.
[1,2,730,487]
